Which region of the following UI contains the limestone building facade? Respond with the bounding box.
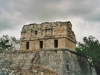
[20,21,76,51]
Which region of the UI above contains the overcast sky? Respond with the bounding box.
[0,0,100,42]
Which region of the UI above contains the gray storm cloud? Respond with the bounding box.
[0,0,100,41]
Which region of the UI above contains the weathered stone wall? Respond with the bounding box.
[0,50,97,75]
[20,21,76,51]
[20,38,75,51]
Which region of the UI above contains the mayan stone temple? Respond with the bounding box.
[18,21,96,75]
[0,21,96,75]
[20,21,76,51]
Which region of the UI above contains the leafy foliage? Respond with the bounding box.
[0,35,20,51]
[76,36,100,74]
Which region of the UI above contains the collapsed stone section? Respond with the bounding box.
[20,21,76,51]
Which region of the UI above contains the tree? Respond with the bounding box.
[0,35,20,51]
[76,36,100,75]
[10,36,20,50]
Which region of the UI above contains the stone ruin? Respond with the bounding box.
[0,21,97,75]
[20,21,76,51]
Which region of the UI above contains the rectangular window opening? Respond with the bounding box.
[26,42,29,49]
[40,41,43,48]
[54,40,58,48]
[35,30,37,35]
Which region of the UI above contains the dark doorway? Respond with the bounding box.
[40,41,43,48]
[26,42,29,49]
[54,40,58,48]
